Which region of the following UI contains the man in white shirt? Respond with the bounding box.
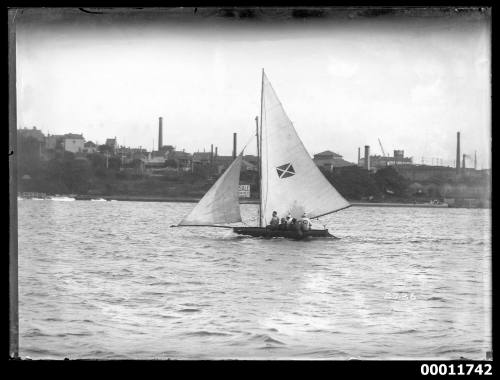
[300,212,312,231]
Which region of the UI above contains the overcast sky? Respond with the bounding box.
[15,8,491,168]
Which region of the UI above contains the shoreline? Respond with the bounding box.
[99,196,451,208]
[46,195,455,208]
[19,194,489,208]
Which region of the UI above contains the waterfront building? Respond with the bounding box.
[105,138,118,153]
[18,126,45,142]
[83,141,98,154]
[63,133,85,153]
[45,134,64,150]
[313,150,355,171]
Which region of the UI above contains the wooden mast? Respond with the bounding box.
[255,115,261,227]
[259,68,264,227]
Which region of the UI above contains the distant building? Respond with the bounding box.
[143,155,167,175]
[83,141,98,154]
[18,127,45,142]
[169,150,193,171]
[209,155,257,174]
[359,150,413,169]
[105,138,118,152]
[193,152,213,167]
[130,149,148,161]
[213,155,233,174]
[45,134,64,150]
[242,159,257,172]
[313,150,355,171]
[63,133,85,153]
[243,155,258,172]
[160,145,175,155]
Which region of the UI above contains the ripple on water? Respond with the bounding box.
[178,308,201,313]
[183,331,231,337]
[17,202,491,359]
[248,334,285,345]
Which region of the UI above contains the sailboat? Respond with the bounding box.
[176,70,350,239]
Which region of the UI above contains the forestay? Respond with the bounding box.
[260,72,350,226]
[179,155,243,226]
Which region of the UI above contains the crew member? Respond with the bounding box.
[270,211,280,229]
[279,217,287,230]
[300,212,312,231]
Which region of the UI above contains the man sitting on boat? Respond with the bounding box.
[279,217,287,230]
[269,211,280,229]
[299,213,312,231]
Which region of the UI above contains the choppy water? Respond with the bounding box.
[17,200,491,359]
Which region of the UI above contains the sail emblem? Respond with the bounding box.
[276,163,295,179]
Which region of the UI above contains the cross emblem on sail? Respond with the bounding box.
[276,163,295,179]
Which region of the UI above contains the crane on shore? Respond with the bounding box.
[378,138,387,157]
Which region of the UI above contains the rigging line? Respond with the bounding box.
[313,204,352,219]
[239,132,256,155]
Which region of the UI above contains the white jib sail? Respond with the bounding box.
[260,72,350,226]
[179,155,243,226]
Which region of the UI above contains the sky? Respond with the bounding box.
[15,7,491,168]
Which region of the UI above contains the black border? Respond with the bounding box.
[6,5,495,376]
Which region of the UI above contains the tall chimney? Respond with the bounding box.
[456,131,460,173]
[215,146,218,158]
[358,147,361,164]
[462,154,466,171]
[233,133,237,159]
[474,151,477,170]
[364,145,370,170]
[210,144,214,164]
[158,117,163,151]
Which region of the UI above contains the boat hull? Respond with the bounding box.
[232,227,336,239]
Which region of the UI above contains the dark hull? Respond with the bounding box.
[233,227,336,239]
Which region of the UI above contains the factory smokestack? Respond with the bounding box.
[358,147,361,165]
[456,131,460,173]
[474,151,477,170]
[233,133,237,159]
[210,144,214,164]
[158,117,163,151]
[215,146,218,158]
[364,145,370,170]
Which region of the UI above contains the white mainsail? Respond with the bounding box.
[179,155,243,226]
[260,72,350,226]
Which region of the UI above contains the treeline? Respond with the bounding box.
[320,166,410,201]
[16,135,251,197]
[18,135,469,201]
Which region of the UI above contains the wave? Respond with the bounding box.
[249,334,285,345]
[178,308,201,313]
[149,281,175,286]
[56,332,92,337]
[392,329,418,334]
[257,345,286,350]
[297,349,349,357]
[427,296,447,302]
[24,328,51,338]
[183,331,231,337]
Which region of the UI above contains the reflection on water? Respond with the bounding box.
[18,200,491,359]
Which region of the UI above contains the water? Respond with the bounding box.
[17,200,491,359]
